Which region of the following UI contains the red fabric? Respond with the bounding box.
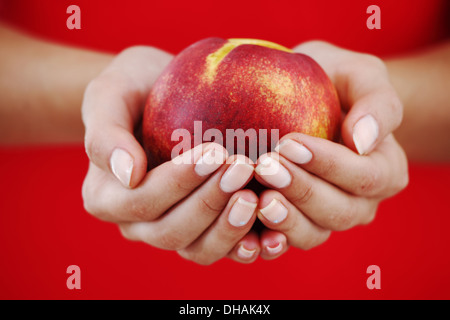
[1,0,448,56]
[0,0,449,299]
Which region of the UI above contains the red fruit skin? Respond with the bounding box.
[143,37,341,167]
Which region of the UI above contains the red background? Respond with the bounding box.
[0,0,449,299]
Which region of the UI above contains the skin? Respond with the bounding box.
[386,41,450,162]
[1,23,450,264]
[0,23,112,144]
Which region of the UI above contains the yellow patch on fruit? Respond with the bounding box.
[311,118,329,139]
[204,39,292,83]
[257,67,295,107]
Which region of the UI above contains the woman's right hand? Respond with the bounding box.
[81,46,260,265]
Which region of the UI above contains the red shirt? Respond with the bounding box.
[0,0,449,299]
[1,0,448,56]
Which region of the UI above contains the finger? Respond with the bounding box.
[82,143,228,222]
[227,231,261,264]
[254,152,378,231]
[257,190,331,252]
[117,155,255,251]
[82,73,148,188]
[177,190,259,265]
[342,84,403,155]
[82,47,173,188]
[259,229,289,260]
[275,133,409,197]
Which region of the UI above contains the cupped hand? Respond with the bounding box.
[81,46,260,265]
[248,41,409,254]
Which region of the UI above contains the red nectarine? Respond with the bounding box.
[143,38,340,167]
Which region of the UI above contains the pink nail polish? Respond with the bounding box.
[353,114,379,155]
[255,156,291,188]
[220,158,254,193]
[228,197,257,227]
[237,244,256,259]
[110,148,134,187]
[260,199,288,224]
[275,139,312,164]
[194,147,227,176]
[266,243,283,255]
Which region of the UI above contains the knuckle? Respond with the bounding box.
[194,256,216,266]
[300,230,331,250]
[83,78,99,100]
[86,77,102,92]
[386,91,404,129]
[304,40,331,50]
[127,199,157,222]
[372,57,386,72]
[293,40,330,53]
[167,176,195,194]
[360,205,378,225]
[363,54,386,72]
[386,149,409,196]
[83,133,91,156]
[397,170,410,191]
[81,177,103,218]
[82,78,108,108]
[319,156,337,177]
[290,184,314,206]
[177,249,217,266]
[118,224,135,241]
[128,203,149,221]
[82,197,109,222]
[349,54,385,74]
[198,197,223,216]
[81,183,96,215]
[119,45,148,57]
[392,95,404,120]
[83,132,100,162]
[389,168,409,196]
[394,148,409,192]
[119,46,140,56]
[80,168,113,222]
[156,229,187,251]
[327,206,357,231]
[355,166,383,195]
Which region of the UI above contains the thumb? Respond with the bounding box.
[341,87,403,155]
[82,78,148,188]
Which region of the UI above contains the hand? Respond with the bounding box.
[250,41,409,253]
[81,46,258,265]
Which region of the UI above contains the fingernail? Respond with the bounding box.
[237,244,256,259]
[255,156,291,188]
[195,147,227,176]
[228,197,257,227]
[110,148,133,187]
[260,199,288,224]
[266,243,283,255]
[353,114,379,155]
[275,139,312,164]
[220,159,254,193]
